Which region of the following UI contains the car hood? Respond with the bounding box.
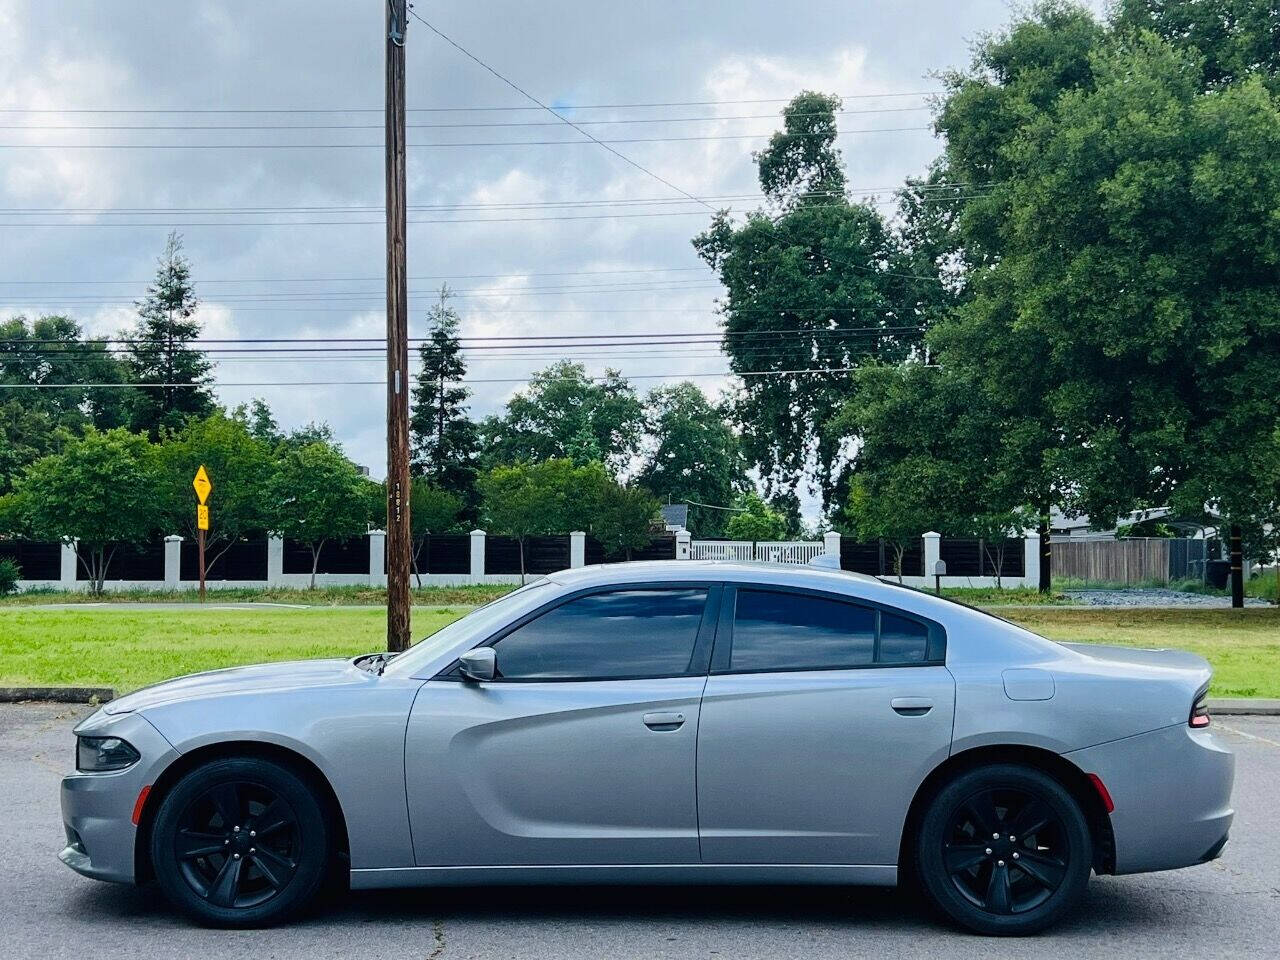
[102,658,363,715]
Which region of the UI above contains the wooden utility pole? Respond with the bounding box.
[1229,523,1244,609]
[385,0,412,652]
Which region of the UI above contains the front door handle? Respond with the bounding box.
[643,712,686,731]
[891,697,933,717]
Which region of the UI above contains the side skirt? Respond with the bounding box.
[349,863,898,890]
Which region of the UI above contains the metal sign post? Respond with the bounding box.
[193,466,212,603]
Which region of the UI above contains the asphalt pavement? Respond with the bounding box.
[3,703,1278,960]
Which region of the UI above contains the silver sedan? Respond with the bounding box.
[60,561,1234,935]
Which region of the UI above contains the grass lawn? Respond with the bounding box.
[1,605,1276,698]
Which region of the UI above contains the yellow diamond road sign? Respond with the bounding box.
[192,465,212,504]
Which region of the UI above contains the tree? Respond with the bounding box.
[725,492,789,542]
[636,382,749,536]
[593,482,660,560]
[151,412,273,572]
[124,231,215,437]
[479,361,644,474]
[12,428,156,594]
[410,287,479,515]
[694,93,916,512]
[264,442,371,588]
[479,459,605,583]
[0,314,132,492]
[1114,0,1280,90]
[410,482,464,586]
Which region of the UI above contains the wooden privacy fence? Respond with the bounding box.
[1052,537,1209,584]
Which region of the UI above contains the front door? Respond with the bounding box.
[405,584,718,866]
[697,585,955,865]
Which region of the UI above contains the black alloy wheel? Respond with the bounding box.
[151,757,330,927]
[174,780,301,909]
[916,764,1093,936]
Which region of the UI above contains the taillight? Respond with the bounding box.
[1189,687,1211,728]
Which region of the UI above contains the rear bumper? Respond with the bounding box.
[1065,723,1234,875]
[59,711,177,884]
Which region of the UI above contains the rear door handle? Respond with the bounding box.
[891,697,933,717]
[643,712,686,731]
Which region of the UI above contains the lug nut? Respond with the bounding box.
[1012,852,1020,860]
[985,848,993,855]
[249,848,255,854]
[992,833,1000,840]
[223,839,229,845]
[233,826,240,832]
[997,859,1005,867]
[1009,836,1017,842]
[233,853,241,860]
[249,831,256,838]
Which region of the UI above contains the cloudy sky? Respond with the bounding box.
[1,0,1105,495]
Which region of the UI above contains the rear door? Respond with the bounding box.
[405,584,719,867]
[696,585,955,865]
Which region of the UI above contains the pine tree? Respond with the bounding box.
[124,231,215,436]
[410,287,479,515]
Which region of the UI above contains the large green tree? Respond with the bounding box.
[593,482,660,561]
[636,382,749,536]
[410,287,479,515]
[478,362,644,474]
[124,232,215,437]
[12,428,156,594]
[0,315,131,492]
[478,459,606,582]
[151,412,273,571]
[264,441,372,588]
[693,93,919,512]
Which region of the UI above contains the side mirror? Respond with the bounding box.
[459,647,497,682]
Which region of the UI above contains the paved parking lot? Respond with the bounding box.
[3,703,1278,959]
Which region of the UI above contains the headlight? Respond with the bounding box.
[76,735,141,772]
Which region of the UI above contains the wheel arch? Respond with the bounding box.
[898,743,1115,880]
[134,740,351,885]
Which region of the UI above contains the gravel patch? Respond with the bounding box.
[1064,588,1270,608]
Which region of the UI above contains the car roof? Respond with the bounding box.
[548,560,879,596]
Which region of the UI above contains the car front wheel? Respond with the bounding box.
[916,763,1092,935]
[150,757,330,927]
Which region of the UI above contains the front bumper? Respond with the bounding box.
[59,710,178,884]
[1065,722,1234,875]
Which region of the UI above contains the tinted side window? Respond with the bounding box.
[730,590,876,672]
[493,588,708,680]
[879,612,930,663]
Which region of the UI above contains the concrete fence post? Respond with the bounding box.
[60,539,78,588]
[675,529,691,560]
[1023,530,1041,589]
[267,535,285,586]
[368,529,386,587]
[470,529,486,583]
[922,531,942,580]
[569,531,586,568]
[823,531,841,559]
[163,535,183,587]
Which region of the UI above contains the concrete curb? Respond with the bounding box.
[0,687,114,704]
[1209,698,1280,716]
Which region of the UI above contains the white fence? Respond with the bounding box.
[690,539,826,564]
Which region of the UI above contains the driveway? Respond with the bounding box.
[3,703,1278,959]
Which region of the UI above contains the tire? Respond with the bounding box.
[150,757,331,927]
[915,764,1092,936]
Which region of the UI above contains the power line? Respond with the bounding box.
[0,127,932,149]
[407,6,715,212]
[0,107,931,131]
[0,366,874,388]
[0,92,939,115]
[0,265,714,285]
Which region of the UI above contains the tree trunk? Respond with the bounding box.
[309,539,327,590]
[1230,523,1244,609]
[518,536,527,586]
[1037,505,1052,594]
[893,543,905,583]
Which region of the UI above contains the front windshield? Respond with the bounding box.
[380,579,554,677]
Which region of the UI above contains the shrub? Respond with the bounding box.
[0,557,21,595]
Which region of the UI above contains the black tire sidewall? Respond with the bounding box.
[150,757,330,927]
[916,763,1092,936]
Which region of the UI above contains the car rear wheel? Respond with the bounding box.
[150,757,330,927]
[916,764,1092,935]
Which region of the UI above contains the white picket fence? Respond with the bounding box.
[689,539,824,564]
